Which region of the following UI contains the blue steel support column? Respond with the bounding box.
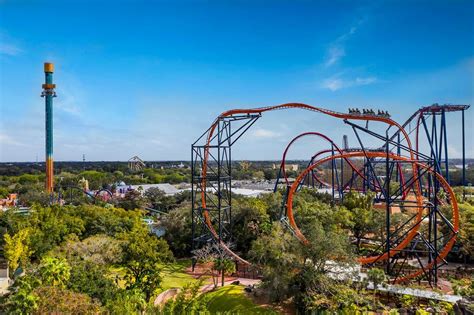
[396,133,401,182]
[432,113,439,166]
[331,147,335,202]
[462,109,466,199]
[421,116,442,174]
[385,128,391,275]
[41,62,56,194]
[340,155,344,201]
[442,109,449,183]
[191,145,195,271]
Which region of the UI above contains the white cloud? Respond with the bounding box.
[321,78,344,91]
[55,90,81,116]
[53,76,86,116]
[321,76,377,91]
[325,46,345,67]
[252,128,280,139]
[0,133,25,146]
[355,77,377,85]
[323,16,367,68]
[448,145,460,158]
[150,139,163,146]
[0,43,23,56]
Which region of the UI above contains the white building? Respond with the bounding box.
[131,183,180,196]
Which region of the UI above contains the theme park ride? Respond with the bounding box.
[39,62,114,205]
[191,103,469,286]
[57,185,114,205]
[128,155,146,172]
[41,62,56,194]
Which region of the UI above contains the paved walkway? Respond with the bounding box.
[324,261,463,303]
[200,278,261,293]
[406,258,474,270]
[154,277,261,306]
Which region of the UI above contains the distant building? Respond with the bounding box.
[115,181,130,194]
[0,194,17,210]
[343,135,349,150]
[130,183,180,196]
[232,188,271,197]
[272,163,299,171]
[0,260,10,295]
[199,186,270,198]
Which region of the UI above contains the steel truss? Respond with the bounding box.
[191,103,468,287]
[276,106,467,286]
[191,114,261,270]
[348,120,443,286]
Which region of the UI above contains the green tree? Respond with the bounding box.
[214,257,236,286]
[117,189,146,210]
[78,204,140,237]
[192,242,237,288]
[0,208,30,236]
[38,257,71,287]
[252,191,284,221]
[4,229,32,273]
[342,191,379,253]
[79,170,111,190]
[249,218,356,312]
[28,205,85,258]
[452,275,474,298]
[458,202,474,261]
[67,261,119,304]
[105,289,147,314]
[263,168,277,180]
[3,275,40,315]
[253,170,265,180]
[161,205,192,257]
[18,174,40,185]
[156,280,210,314]
[231,197,271,254]
[0,186,10,199]
[367,268,386,306]
[145,187,176,211]
[18,189,50,207]
[51,234,123,265]
[120,221,173,301]
[33,286,101,314]
[248,223,300,301]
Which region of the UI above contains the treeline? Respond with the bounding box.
[0,205,175,313]
[0,168,192,200]
[0,185,473,312]
[0,161,190,177]
[3,159,473,186]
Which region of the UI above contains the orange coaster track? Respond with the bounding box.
[195,103,458,282]
[285,151,458,283]
[276,132,407,197]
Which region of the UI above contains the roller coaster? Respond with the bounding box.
[56,185,114,205]
[191,103,469,286]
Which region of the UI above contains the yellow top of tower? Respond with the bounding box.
[44,62,54,73]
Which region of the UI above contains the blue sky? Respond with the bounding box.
[0,0,473,162]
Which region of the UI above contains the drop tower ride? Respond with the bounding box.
[41,62,56,193]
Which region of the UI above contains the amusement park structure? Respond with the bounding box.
[128,155,146,172]
[41,62,56,194]
[191,103,469,286]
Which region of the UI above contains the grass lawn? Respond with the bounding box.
[203,285,278,314]
[158,259,197,292]
[109,259,197,292]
